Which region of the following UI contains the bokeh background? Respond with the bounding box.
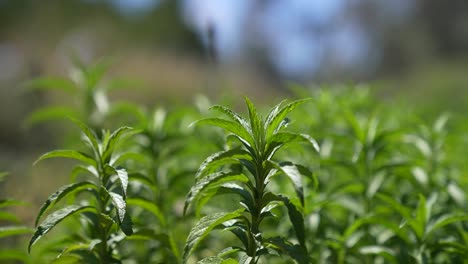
[0,0,467,222]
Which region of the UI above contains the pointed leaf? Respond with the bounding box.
[102,127,134,163]
[244,97,263,146]
[184,172,249,215]
[268,161,311,206]
[25,107,80,127]
[196,149,250,179]
[265,193,306,248]
[29,205,96,252]
[426,214,468,238]
[183,209,244,264]
[266,132,319,158]
[210,105,250,132]
[23,77,77,93]
[194,118,254,148]
[34,150,96,166]
[68,117,100,153]
[265,98,312,138]
[104,165,128,197]
[35,181,98,226]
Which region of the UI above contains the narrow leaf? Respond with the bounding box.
[184,172,249,215]
[23,77,77,93]
[102,126,134,163]
[183,209,244,264]
[196,149,250,179]
[25,107,80,127]
[34,150,96,167]
[426,214,468,237]
[29,205,96,252]
[268,161,311,206]
[35,181,98,226]
[69,117,100,154]
[0,226,33,239]
[194,118,254,148]
[265,98,312,138]
[210,105,251,133]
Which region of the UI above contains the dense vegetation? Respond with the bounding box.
[1,60,468,263]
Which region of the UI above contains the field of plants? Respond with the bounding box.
[1,59,468,264]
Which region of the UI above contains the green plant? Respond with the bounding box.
[28,119,136,263]
[183,97,319,263]
[0,172,34,263]
[24,57,140,130]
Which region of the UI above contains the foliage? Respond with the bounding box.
[183,97,319,263]
[0,172,34,263]
[6,62,468,263]
[29,119,136,263]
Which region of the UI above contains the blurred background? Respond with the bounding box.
[0,0,467,213]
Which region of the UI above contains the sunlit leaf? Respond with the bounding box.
[184,172,249,215]
[34,150,96,167]
[265,98,312,138]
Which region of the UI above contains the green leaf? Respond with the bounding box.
[104,165,128,197]
[0,249,29,262]
[194,118,254,148]
[0,226,33,239]
[69,117,100,154]
[426,214,468,238]
[197,256,238,264]
[29,205,96,252]
[268,161,312,206]
[266,132,319,158]
[266,237,309,264]
[0,199,26,209]
[102,126,134,163]
[265,193,306,249]
[23,77,77,93]
[34,150,96,167]
[217,183,254,214]
[120,211,133,236]
[244,97,263,148]
[265,98,312,138]
[210,105,251,133]
[106,190,126,223]
[184,172,249,215]
[376,194,411,219]
[0,211,20,223]
[35,181,98,226]
[25,107,80,127]
[183,209,245,264]
[56,239,102,260]
[195,149,250,179]
[127,198,165,226]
